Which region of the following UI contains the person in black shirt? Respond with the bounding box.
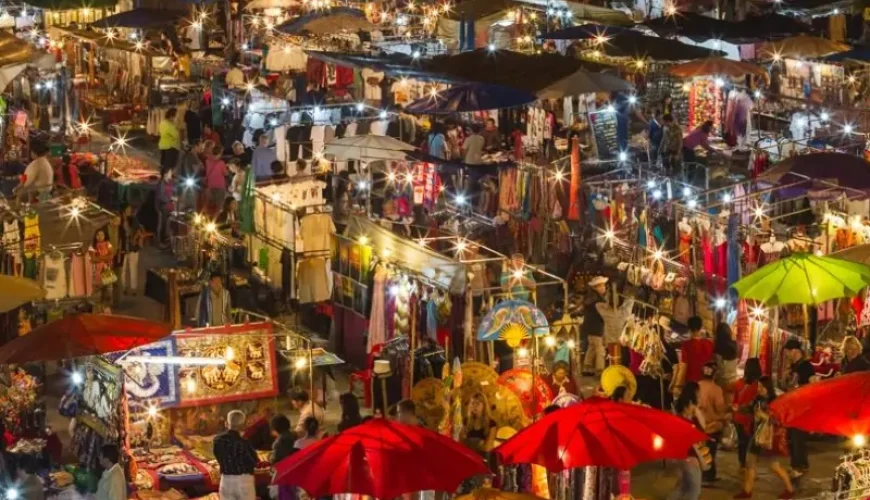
[213,410,258,500]
[184,101,202,145]
[783,339,812,476]
[842,336,870,374]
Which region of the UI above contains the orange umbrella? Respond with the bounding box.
[669,57,767,78]
[758,35,849,60]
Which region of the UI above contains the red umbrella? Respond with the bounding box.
[494,397,707,471]
[273,418,489,498]
[771,372,870,437]
[0,313,172,363]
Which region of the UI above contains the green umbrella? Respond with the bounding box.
[732,252,870,306]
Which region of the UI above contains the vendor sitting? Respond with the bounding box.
[14,141,53,202]
[545,361,578,396]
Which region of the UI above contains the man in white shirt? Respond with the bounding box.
[15,141,53,202]
[289,389,324,438]
[463,124,485,165]
[96,444,126,500]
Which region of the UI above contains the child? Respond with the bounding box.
[119,205,143,295]
[91,228,114,301]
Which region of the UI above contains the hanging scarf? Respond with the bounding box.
[239,166,255,235]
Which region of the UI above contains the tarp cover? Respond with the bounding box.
[90,8,185,28]
[342,215,467,290]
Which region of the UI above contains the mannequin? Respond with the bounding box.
[759,235,786,266]
[787,226,811,253]
[678,217,693,265]
[743,234,760,273]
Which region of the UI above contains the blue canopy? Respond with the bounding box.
[539,23,636,41]
[90,8,186,29]
[405,83,536,114]
[823,48,870,63]
[276,7,367,35]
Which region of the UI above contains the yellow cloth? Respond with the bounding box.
[158,119,180,150]
[829,14,846,42]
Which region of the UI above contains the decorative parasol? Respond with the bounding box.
[551,392,581,408]
[477,300,549,348]
[490,385,529,431]
[668,57,767,78]
[411,377,446,430]
[758,35,849,59]
[770,372,870,437]
[323,135,416,162]
[600,365,638,401]
[272,418,489,498]
[498,368,554,417]
[495,397,708,471]
[276,9,376,35]
[833,244,870,266]
[731,253,870,306]
[0,314,172,364]
[758,152,870,190]
[0,275,45,314]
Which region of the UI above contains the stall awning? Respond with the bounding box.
[536,69,633,99]
[23,0,115,9]
[823,48,870,63]
[538,23,636,40]
[0,32,33,68]
[405,83,537,114]
[759,152,870,190]
[305,48,611,93]
[738,13,811,39]
[443,0,516,20]
[644,12,742,41]
[515,0,632,25]
[596,33,724,61]
[276,7,375,35]
[90,8,186,29]
[342,216,466,291]
[52,27,168,57]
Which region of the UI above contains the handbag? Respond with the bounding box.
[753,418,774,450]
[100,267,118,286]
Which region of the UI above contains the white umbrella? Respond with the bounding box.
[324,135,417,161]
[536,69,633,99]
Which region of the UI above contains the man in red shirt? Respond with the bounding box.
[682,316,713,383]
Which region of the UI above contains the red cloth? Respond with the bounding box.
[732,379,758,433]
[629,349,644,373]
[681,338,714,382]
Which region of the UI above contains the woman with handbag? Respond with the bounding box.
[733,377,795,499]
[91,228,116,303]
[732,358,762,468]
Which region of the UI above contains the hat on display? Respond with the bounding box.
[658,315,672,331]
[589,276,609,287]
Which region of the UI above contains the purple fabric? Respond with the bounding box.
[682,128,710,150]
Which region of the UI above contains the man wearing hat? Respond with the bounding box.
[582,276,608,375]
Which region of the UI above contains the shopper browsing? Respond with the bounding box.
[214,410,258,500]
[289,389,324,438]
[95,444,126,500]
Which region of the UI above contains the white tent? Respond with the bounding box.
[324,135,416,162]
[537,69,633,99]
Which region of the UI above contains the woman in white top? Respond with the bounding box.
[293,416,320,450]
[15,141,53,202]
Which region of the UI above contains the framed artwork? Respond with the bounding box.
[78,357,123,439]
[174,322,279,407]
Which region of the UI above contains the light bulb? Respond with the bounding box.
[517,348,529,358]
[225,346,235,360]
[185,177,196,188]
[295,357,307,369]
[7,488,19,500]
[653,435,663,450]
[646,180,655,188]
[618,151,628,162]
[844,124,854,134]
[71,371,83,385]
[754,90,762,99]
[820,111,830,122]
[723,193,732,203]
[628,95,637,104]
[379,110,388,119]
[652,189,662,200]
[687,199,698,209]
[147,406,159,418]
[566,340,576,349]
[714,298,726,310]
[682,187,691,197]
[355,102,365,112]
[544,336,556,347]
[854,434,866,447]
[205,222,217,233]
[455,193,467,205]
[487,43,495,51]
[359,235,369,245]
[70,206,80,218]
[185,377,197,393]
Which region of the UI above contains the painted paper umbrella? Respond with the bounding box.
[477,300,549,347]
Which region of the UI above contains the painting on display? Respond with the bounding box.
[173,322,279,407]
[78,357,123,439]
[111,339,179,409]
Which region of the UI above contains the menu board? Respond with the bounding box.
[591,111,619,159]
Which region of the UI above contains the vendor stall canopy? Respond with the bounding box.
[0,31,33,69]
[583,31,725,61]
[90,8,186,29]
[758,152,870,190]
[644,11,810,43]
[342,215,468,291]
[668,57,768,78]
[305,48,615,94]
[757,35,850,60]
[405,83,537,114]
[22,0,114,8]
[276,7,376,35]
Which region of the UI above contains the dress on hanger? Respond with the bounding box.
[367,265,387,353]
[678,223,692,265]
[43,253,67,299]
